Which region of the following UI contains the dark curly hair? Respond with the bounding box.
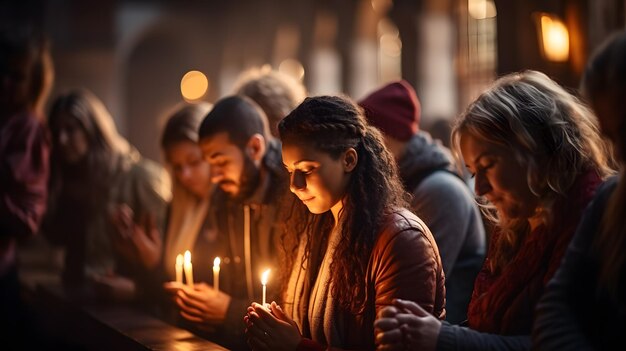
[277,95,409,314]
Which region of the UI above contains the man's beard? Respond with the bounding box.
[228,154,260,202]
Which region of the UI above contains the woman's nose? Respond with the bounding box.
[289,171,306,193]
[474,173,491,196]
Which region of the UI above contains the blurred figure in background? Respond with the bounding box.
[533,30,626,350]
[359,80,485,324]
[233,66,307,137]
[0,24,53,343]
[114,102,215,316]
[43,89,170,302]
[159,102,214,284]
[375,70,614,350]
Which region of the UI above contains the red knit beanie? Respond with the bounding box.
[358,80,421,141]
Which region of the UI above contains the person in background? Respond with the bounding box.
[158,102,214,283]
[244,95,445,351]
[0,24,53,344]
[359,80,486,324]
[116,102,214,315]
[169,95,290,350]
[43,89,170,302]
[374,70,614,350]
[533,30,626,350]
[233,66,307,137]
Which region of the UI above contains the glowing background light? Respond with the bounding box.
[180,70,209,101]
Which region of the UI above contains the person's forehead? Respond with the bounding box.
[282,142,327,164]
[200,132,241,157]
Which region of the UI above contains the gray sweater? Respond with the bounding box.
[398,131,486,324]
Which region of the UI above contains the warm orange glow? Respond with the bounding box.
[175,254,183,284]
[183,250,194,286]
[538,14,569,62]
[468,0,497,20]
[180,70,209,101]
[261,269,271,285]
[278,59,305,81]
[213,257,221,269]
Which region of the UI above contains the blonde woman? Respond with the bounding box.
[375,70,614,350]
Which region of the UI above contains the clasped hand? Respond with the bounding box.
[243,301,301,351]
[109,203,161,269]
[164,282,231,325]
[374,299,442,351]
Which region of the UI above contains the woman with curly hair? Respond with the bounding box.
[374,70,614,350]
[244,95,446,350]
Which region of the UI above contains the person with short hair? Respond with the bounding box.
[233,66,307,137]
[170,95,291,350]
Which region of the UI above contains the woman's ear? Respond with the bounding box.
[245,133,266,162]
[342,148,358,172]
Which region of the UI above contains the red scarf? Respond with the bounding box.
[467,170,602,334]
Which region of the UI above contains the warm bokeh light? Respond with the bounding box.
[180,70,209,101]
[279,59,305,81]
[261,269,271,285]
[176,254,183,266]
[213,257,221,268]
[371,0,392,14]
[539,14,569,62]
[468,0,497,20]
[184,250,192,264]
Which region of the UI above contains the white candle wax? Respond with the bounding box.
[261,269,271,306]
[184,250,194,286]
[213,257,221,291]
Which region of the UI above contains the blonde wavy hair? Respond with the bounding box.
[452,70,615,274]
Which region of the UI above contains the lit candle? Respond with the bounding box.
[261,269,271,306]
[213,257,221,291]
[175,254,183,284]
[184,250,194,287]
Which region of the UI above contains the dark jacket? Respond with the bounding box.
[399,131,485,324]
[206,139,290,350]
[533,176,626,350]
[295,208,446,351]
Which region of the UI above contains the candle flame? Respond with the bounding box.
[261,269,271,285]
[184,250,191,264]
[176,254,183,266]
[213,257,221,268]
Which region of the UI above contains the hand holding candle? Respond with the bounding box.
[183,250,194,287]
[175,254,183,284]
[213,257,221,291]
[261,269,271,307]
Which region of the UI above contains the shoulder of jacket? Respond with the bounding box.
[378,209,429,241]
